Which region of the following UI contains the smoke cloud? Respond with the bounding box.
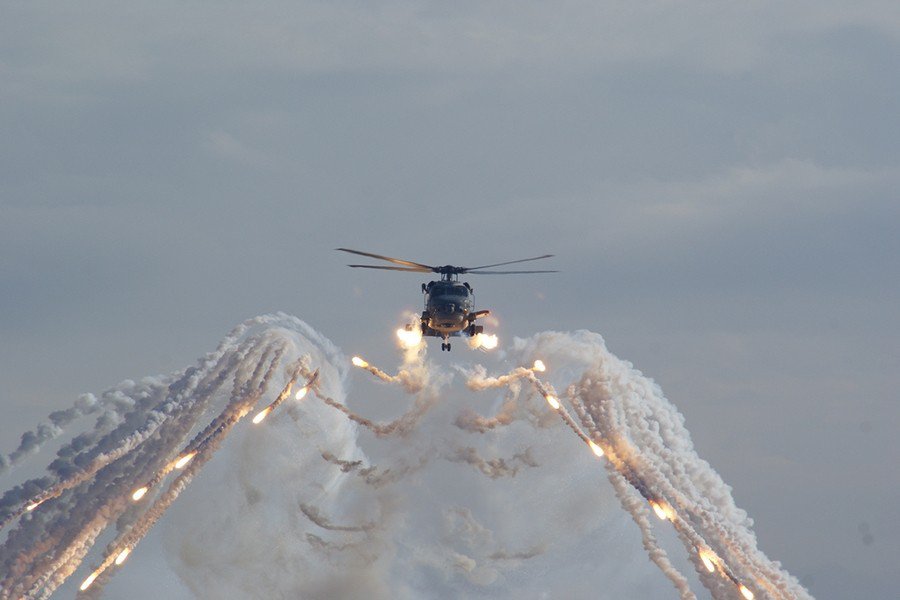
[0,316,810,599]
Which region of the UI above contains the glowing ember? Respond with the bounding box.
[252,407,272,425]
[545,394,560,410]
[699,549,717,573]
[532,359,546,372]
[739,584,754,600]
[295,386,309,400]
[650,500,668,521]
[396,327,423,348]
[131,487,148,502]
[351,356,368,368]
[80,572,98,591]
[114,548,131,566]
[174,452,196,469]
[588,440,604,457]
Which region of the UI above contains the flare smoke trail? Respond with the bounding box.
[453,387,519,433]
[507,331,813,600]
[1,317,809,599]
[0,314,336,599]
[0,395,102,477]
[447,447,538,479]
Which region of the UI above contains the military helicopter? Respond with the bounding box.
[337,248,557,351]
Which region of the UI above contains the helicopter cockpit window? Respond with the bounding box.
[433,286,468,297]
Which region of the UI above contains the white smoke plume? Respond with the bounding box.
[0,394,101,476]
[0,317,810,600]
[0,314,334,599]
[508,330,813,600]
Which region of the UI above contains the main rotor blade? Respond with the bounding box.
[466,254,554,270]
[346,264,432,272]
[336,248,433,270]
[466,269,559,274]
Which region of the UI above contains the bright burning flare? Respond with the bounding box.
[25,499,43,511]
[545,394,560,410]
[252,407,272,425]
[739,584,755,600]
[663,503,676,521]
[532,359,546,372]
[588,440,604,457]
[131,487,148,502]
[295,386,308,400]
[477,333,499,350]
[80,572,98,591]
[114,548,131,566]
[396,327,423,348]
[650,500,668,521]
[649,499,676,521]
[699,549,718,573]
[174,452,196,469]
[351,356,368,368]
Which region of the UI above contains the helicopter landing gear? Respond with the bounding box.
[441,342,451,351]
[466,324,484,336]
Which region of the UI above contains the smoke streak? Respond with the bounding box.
[453,387,520,433]
[464,365,534,391]
[447,446,538,479]
[315,353,445,438]
[314,389,440,438]
[319,451,425,488]
[0,395,101,476]
[300,503,375,533]
[605,465,698,600]
[320,450,364,473]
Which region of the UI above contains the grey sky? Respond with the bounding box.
[2,2,898,598]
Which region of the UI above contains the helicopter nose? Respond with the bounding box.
[435,305,464,327]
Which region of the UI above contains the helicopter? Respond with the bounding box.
[337,248,557,351]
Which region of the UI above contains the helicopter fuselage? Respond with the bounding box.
[422,280,476,336]
[408,278,492,350]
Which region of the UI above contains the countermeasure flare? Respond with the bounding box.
[252,368,319,425]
